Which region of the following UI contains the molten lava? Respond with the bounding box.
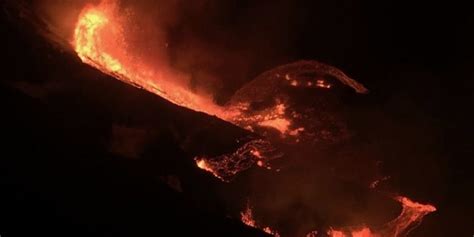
[240,196,435,237]
[72,0,291,179]
[73,0,226,118]
[195,159,216,176]
[194,139,280,182]
[325,196,436,237]
[241,205,280,237]
[71,1,436,236]
[327,227,373,237]
[74,6,123,74]
[72,0,366,142]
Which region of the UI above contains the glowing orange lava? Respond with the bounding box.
[74,0,243,181]
[196,159,214,173]
[74,6,123,74]
[194,158,226,181]
[71,3,436,237]
[73,0,227,118]
[327,227,374,237]
[73,0,373,182]
[240,196,435,237]
[72,1,299,180]
[325,196,436,237]
[241,205,280,237]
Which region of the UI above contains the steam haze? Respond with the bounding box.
[32,0,305,103]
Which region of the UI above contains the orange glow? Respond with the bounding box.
[73,0,227,118]
[351,228,373,237]
[196,159,213,173]
[396,196,437,212]
[241,205,280,237]
[192,139,277,181]
[194,158,226,181]
[72,0,304,143]
[251,150,262,158]
[71,4,435,237]
[240,206,257,227]
[231,102,304,137]
[240,196,436,237]
[72,1,368,149]
[326,196,436,237]
[73,7,124,73]
[316,79,332,89]
[385,196,436,236]
[258,118,291,134]
[72,1,293,179]
[327,229,346,237]
[327,227,375,237]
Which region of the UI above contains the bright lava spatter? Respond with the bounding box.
[72,0,366,142]
[73,1,228,119]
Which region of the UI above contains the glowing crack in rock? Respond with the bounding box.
[194,139,282,182]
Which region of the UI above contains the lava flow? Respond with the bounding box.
[240,196,435,237]
[73,0,227,118]
[326,196,436,237]
[241,205,280,237]
[72,0,367,142]
[72,0,282,178]
[71,1,437,237]
[194,139,281,181]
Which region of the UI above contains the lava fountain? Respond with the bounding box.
[73,0,227,118]
[72,0,369,141]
